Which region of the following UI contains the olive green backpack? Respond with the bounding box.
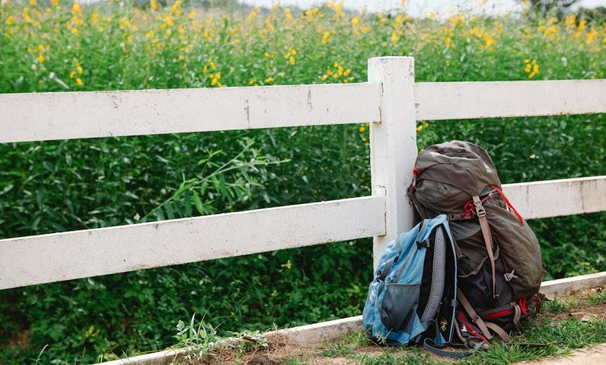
[408,141,543,349]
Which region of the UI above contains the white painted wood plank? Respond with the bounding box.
[368,57,417,269]
[0,196,385,290]
[0,83,381,143]
[503,176,606,220]
[541,272,606,298]
[415,80,606,120]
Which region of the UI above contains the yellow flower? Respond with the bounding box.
[573,20,587,39]
[6,16,15,25]
[289,56,296,65]
[37,53,45,63]
[391,31,399,44]
[76,64,83,74]
[30,0,37,7]
[150,0,158,11]
[248,10,256,22]
[321,31,330,45]
[210,73,222,86]
[351,17,359,26]
[428,11,436,19]
[359,126,365,133]
[525,59,539,78]
[51,0,59,7]
[76,77,83,86]
[188,10,196,19]
[70,70,76,79]
[265,76,273,83]
[72,1,81,15]
[284,8,292,21]
[321,74,328,80]
[417,125,423,132]
[564,14,576,29]
[483,33,495,49]
[264,52,270,58]
[164,16,174,27]
[146,31,154,40]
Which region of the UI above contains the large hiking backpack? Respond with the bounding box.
[362,215,459,351]
[408,141,543,346]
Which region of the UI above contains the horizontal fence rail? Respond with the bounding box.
[0,83,382,143]
[2,175,604,290]
[0,196,385,290]
[415,80,606,120]
[503,176,606,220]
[3,79,605,144]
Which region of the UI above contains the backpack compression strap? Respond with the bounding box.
[472,196,497,299]
[459,289,512,343]
[458,289,492,341]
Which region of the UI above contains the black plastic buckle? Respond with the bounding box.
[416,239,430,249]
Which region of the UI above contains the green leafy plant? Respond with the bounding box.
[173,313,220,362]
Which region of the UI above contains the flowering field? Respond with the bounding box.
[0,1,605,363]
[1,0,604,92]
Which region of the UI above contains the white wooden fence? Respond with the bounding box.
[1,57,605,291]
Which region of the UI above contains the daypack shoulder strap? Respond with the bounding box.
[423,338,477,359]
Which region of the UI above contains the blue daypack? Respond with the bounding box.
[363,215,459,353]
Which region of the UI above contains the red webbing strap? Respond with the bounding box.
[458,289,493,341]
[473,196,497,299]
[491,184,525,225]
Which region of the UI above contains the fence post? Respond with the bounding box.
[368,57,418,269]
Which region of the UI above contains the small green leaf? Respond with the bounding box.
[193,192,204,214]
